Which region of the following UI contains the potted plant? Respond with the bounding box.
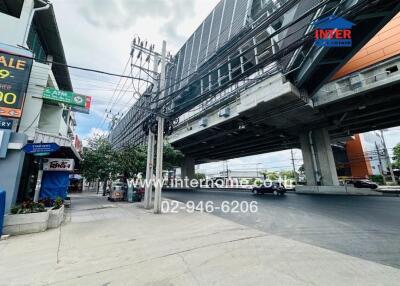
[4,200,49,235]
[48,197,65,229]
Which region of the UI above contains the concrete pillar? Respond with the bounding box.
[181,156,195,180]
[299,133,317,186]
[299,128,339,186]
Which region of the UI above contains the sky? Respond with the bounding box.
[50,0,400,176]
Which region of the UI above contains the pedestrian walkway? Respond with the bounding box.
[0,192,399,286]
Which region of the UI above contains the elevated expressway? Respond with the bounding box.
[170,56,400,161]
[110,0,400,187]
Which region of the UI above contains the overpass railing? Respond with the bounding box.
[313,55,400,106]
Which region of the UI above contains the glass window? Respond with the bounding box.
[0,0,24,18]
[27,24,47,63]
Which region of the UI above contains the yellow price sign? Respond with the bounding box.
[0,91,17,105]
[0,69,10,79]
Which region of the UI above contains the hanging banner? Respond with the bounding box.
[43,158,75,172]
[43,87,92,110]
[0,48,33,118]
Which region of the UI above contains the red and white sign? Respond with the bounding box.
[73,135,83,152]
[43,158,75,171]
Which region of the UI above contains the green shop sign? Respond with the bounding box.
[43,88,87,107]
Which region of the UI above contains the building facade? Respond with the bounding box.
[0,0,79,212]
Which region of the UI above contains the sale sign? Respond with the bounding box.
[0,49,33,118]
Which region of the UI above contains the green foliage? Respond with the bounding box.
[262,172,279,181]
[38,198,54,207]
[53,197,63,210]
[194,173,206,180]
[81,135,185,182]
[260,170,297,181]
[370,175,384,185]
[393,143,400,168]
[81,135,119,182]
[279,170,296,179]
[116,145,147,177]
[163,143,184,170]
[11,200,46,214]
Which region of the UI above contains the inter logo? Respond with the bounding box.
[312,16,355,47]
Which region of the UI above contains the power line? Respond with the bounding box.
[0,50,153,82]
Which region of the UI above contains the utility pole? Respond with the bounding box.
[128,36,167,211]
[105,110,123,131]
[376,142,386,185]
[290,149,297,183]
[380,130,396,184]
[144,55,159,209]
[153,41,167,214]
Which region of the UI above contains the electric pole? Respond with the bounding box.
[376,142,386,185]
[153,41,167,214]
[127,36,163,210]
[105,110,123,131]
[144,55,159,209]
[380,130,396,184]
[290,149,297,183]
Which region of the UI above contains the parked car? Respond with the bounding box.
[349,180,378,189]
[108,180,128,201]
[252,182,286,195]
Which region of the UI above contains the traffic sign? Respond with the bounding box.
[22,143,60,154]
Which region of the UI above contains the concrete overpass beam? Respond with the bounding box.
[299,128,339,186]
[181,156,195,180]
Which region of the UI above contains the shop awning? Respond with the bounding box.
[34,130,82,162]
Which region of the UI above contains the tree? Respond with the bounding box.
[298,164,305,174]
[194,173,206,180]
[81,138,185,189]
[261,171,279,181]
[116,145,147,177]
[393,143,400,169]
[81,135,118,195]
[163,143,184,170]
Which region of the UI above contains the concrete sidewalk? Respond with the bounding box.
[0,193,399,286]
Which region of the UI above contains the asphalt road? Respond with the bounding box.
[163,189,400,269]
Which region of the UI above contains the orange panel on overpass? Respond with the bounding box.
[345,134,373,178]
[333,12,400,79]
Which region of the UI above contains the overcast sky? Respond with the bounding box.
[51,0,400,175]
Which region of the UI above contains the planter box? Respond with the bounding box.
[48,205,64,229]
[3,211,49,236]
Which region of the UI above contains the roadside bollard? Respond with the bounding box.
[0,190,5,237]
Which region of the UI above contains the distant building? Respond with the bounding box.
[345,133,390,178]
[217,170,263,179]
[0,0,80,212]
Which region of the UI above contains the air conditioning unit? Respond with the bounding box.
[218,107,230,118]
[199,118,208,127]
